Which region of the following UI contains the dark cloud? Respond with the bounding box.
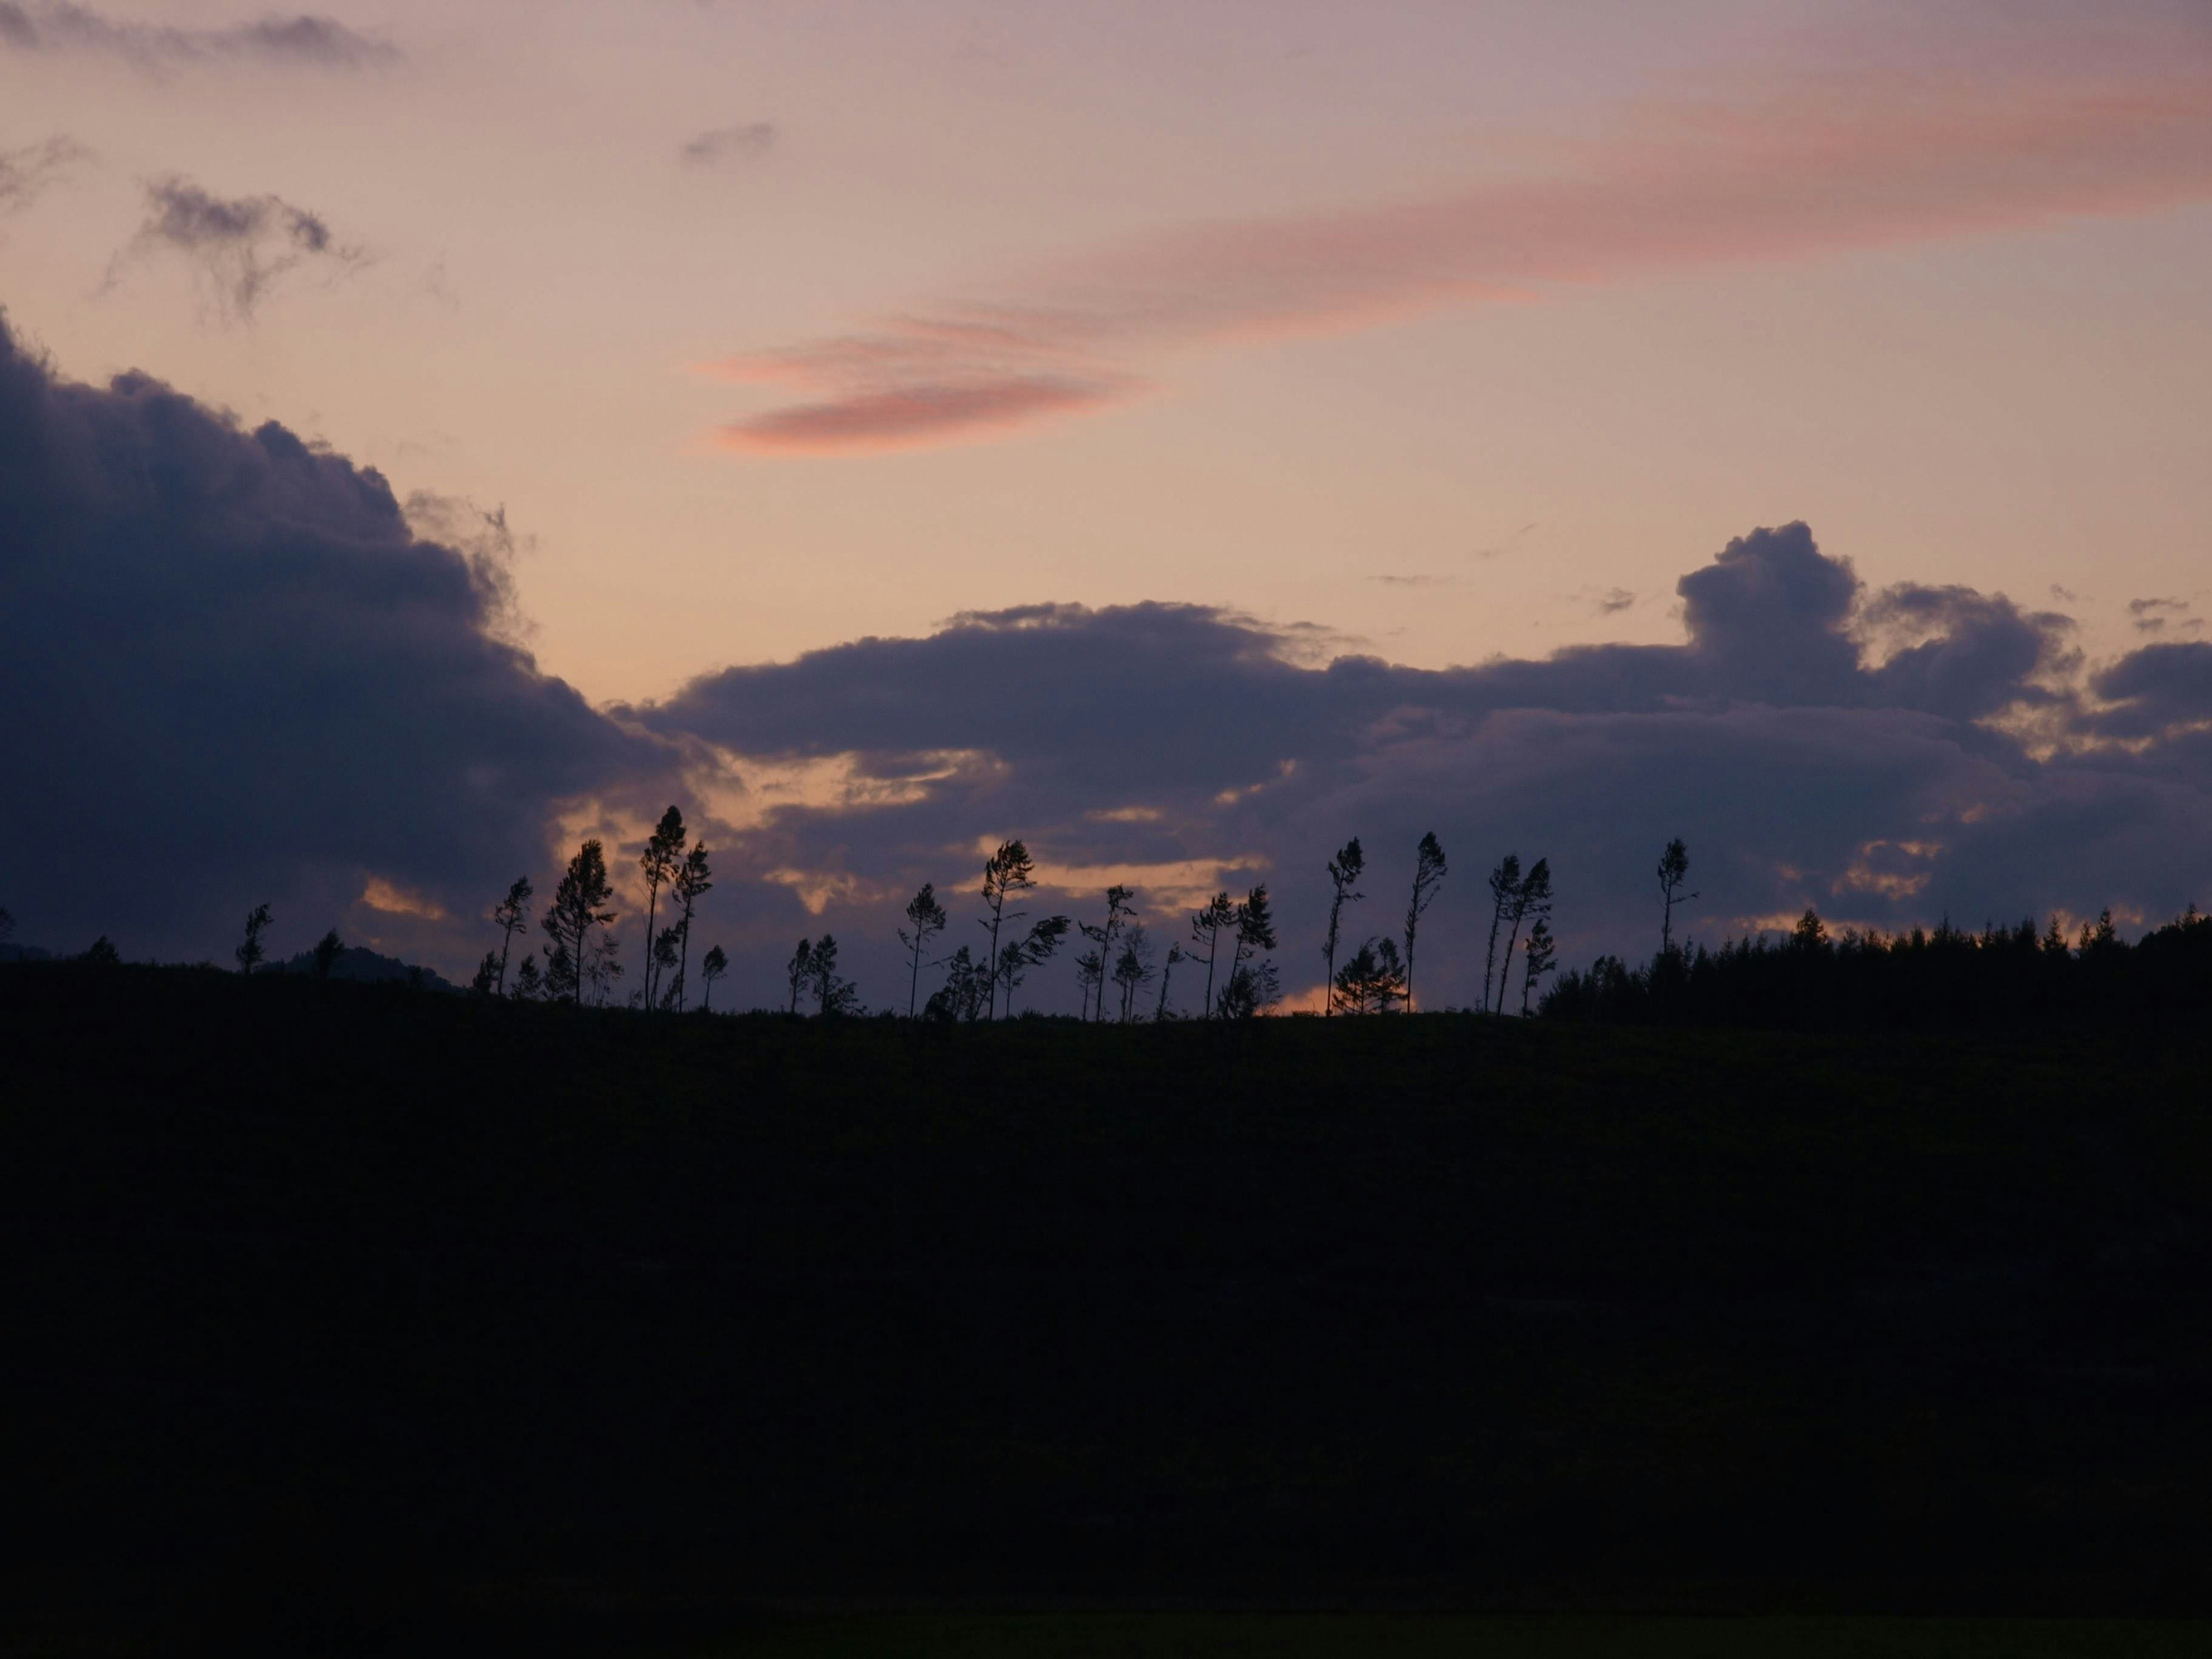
[1594,587,1635,614]
[633,522,2205,1012]
[0,3,397,70]
[111,176,365,319]
[0,134,88,214]
[681,122,777,167]
[0,312,669,967]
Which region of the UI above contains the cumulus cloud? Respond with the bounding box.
[620,522,2208,1013]
[0,312,670,965]
[704,10,2212,454]
[680,122,776,167]
[0,3,397,70]
[0,134,88,214]
[109,176,366,319]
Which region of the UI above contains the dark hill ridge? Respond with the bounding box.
[3,961,2209,1650]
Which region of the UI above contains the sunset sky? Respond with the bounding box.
[6,0,2212,1008]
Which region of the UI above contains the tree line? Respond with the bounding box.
[437,817,1577,1021]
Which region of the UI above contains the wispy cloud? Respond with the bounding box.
[0,2,396,70]
[2129,596,2192,634]
[1594,588,1638,615]
[681,122,776,168]
[705,17,2212,456]
[109,177,368,320]
[0,133,88,213]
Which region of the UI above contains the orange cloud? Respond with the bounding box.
[707,21,2212,456]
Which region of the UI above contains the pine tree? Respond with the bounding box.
[899,883,948,1017]
[699,945,728,1012]
[638,806,687,1007]
[234,903,272,976]
[1219,884,1278,1018]
[1657,838,1696,956]
[1483,854,1522,1014]
[1188,892,1234,1018]
[663,843,713,1011]
[491,877,532,995]
[1520,916,1557,1014]
[1321,838,1364,1017]
[978,840,1036,1019]
[1403,832,1447,1012]
[542,840,617,1006]
[786,938,814,1014]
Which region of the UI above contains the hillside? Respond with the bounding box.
[4,963,2209,1652]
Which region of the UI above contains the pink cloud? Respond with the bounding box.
[708,20,2212,456]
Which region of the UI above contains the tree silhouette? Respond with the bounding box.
[899,882,948,1017]
[234,903,272,976]
[1188,892,1234,1018]
[1155,942,1184,1021]
[699,944,728,1012]
[662,843,713,1011]
[1501,857,1550,1009]
[472,951,499,994]
[512,955,543,1001]
[1111,924,1156,1021]
[638,805,687,1007]
[312,929,344,981]
[1218,958,1283,1020]
[1403,832,1447,1012]
[785,938,813,1014]
[1220,884,1278,1018]
[0,906,13,947]
[925,945,989,1022]
[651,927,680,1007]
[1075,885,1136,1021]
[1520,915,1557,1014]
[1321,838,1365,1017]
[1332,937,1406,1015]
[1482,853,1522,1014]
[809,933,861,1016]
[82,935,120,967]
[1658,838,1697,956]
[543,839,617,1006]
[491,876,533,995]
[998,915,1070,1016]
[978,840,1036,1020]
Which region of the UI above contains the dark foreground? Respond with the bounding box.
[3,965,2209,1653]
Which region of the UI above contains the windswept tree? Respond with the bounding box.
[999,915,1071,1016]
[1112,925,1156,1022]
[543,839,617,1006]
[638,805,688,1007]
[312,929,344,981]
[1332,937,1407,1015]
[491,876,533,995]
[1501,857,1551,1007]
[699,945,728,1012]
[1483,854,1522,1014]
[1657,838,1696,956]
[1188,892,1235,1018]
[1520,916,1557,1014]
[978,840,1036,1019]
[1218,958,1283,1020]
[235,903,272,976]
[1155,942,1184,1021]
[1220,884,1278,1017]
[809,933,861,1016]
[1321,838,1365,1017]
[662,842,713,1010]
[786,938,815,1014]
[472,951,500,995]
[1403,832,1448,1012]
[1076,885,1137,1021]
[898,882,948,1017]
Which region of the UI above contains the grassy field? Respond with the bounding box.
[3,963,2208,1652]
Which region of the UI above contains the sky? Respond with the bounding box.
[5,0,2212,1010]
